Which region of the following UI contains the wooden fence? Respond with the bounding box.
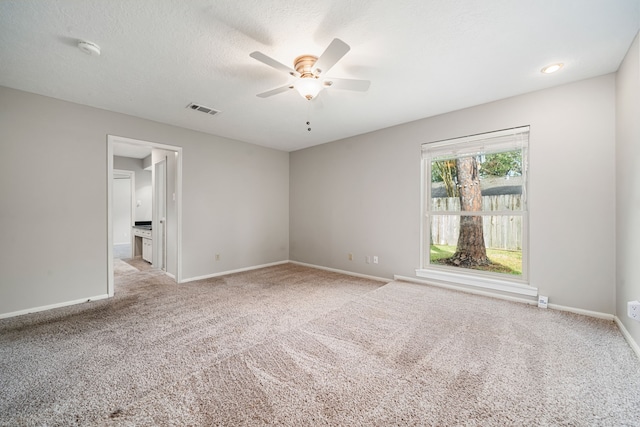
[430,195,522,250]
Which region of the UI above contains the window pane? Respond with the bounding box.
[430,150,523,211]
[422,127,528,283]
[428,214,523,276]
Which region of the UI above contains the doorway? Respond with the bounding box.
[107,135,183,297]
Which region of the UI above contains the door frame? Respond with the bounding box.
[107,135,183,297]
[153,158,167,271]
[113,169,135,259]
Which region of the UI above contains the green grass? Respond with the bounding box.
[430,245,522,275]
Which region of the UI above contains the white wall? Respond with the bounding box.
[290,74,617,314]
[0,86,289,316]
[114,156,152,221]
[616,32,640,346]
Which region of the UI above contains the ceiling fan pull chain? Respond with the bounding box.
[306,102,312,132]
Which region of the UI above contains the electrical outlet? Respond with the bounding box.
[628,301,640,321]
[538,295,548,309]
[373,256,379,264]
[348,253,353,261]
[215,254,220,261]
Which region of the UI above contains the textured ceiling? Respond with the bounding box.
[1,0,638,152]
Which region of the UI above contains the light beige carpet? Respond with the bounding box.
[122,257,154,271]
[113,258,138,275]
[1,264,639,426]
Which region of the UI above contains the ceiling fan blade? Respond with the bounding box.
[250,51,298,76]
[323,78,370,92]
[256,84,294,98]
[312,38,350,75]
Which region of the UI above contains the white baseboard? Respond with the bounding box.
[615,316,640,360]
[547,303,614,321]
[394,275,618,322]
[184,260,390,284]
[394,274,537,306]
[0,261,379,318]
[290,261,390,283]
[180,260,289,283]
[0,294,110,320]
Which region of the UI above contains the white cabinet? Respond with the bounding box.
[132,227,152,263]
[142,238,152,263]
[132,227,152,239]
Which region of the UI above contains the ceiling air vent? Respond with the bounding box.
[186,103,220,116]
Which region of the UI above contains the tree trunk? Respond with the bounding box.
[448,156,489,267]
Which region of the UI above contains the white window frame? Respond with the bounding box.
[416,126,536,297]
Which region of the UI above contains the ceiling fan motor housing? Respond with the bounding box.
[294,55,319,78]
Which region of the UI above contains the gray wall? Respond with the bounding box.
[290,74,617,314]
[616,33,640,345]
[113,156,152,222]
[0,64,632,324]
[0,86,289,316]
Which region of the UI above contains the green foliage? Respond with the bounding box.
[431,159,458,197]
[431,160,450,182]
[480,151,522,177]
[431,150,522,198]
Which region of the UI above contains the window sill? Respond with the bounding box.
[415,268,537,296]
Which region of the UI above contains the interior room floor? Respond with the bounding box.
[1,264,639,426]
[113,243,132,259]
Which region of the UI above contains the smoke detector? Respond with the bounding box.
[77,41,101,56]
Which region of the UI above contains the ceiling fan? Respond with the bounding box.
[250,38,370,101]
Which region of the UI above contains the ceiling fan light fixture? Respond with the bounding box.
[251,39,368,100]
[294,77,323,100]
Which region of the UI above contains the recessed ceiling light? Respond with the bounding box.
[77,41,101,56]
[541,63,563,74]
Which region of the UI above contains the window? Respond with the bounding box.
[417,126,535,296]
